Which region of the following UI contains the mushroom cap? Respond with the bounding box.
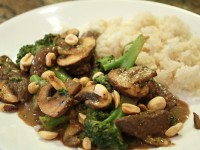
[108,66,157,98]
[37,84,73,117]
[75,85,112,109]
[0,80,19,103]
[57,36,95,67]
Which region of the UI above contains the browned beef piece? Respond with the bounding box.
[146,81,177,110]
[0,55,21,80]
[108,66,157,98]
[30,47,58,76]
[0,55,31,103]
[115,110,171,139]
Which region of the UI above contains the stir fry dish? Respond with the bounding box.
[0,29,189,150]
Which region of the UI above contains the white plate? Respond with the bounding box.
[0,0,200,150]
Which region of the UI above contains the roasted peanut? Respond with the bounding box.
[86,81,94,87]
[78,113,86,124]
[122,103,140,114]
[20,52,34,71]
[65,34,79,46]
[41,70,66,90]
[82,137,91,150]
[45,52,56,67]
[112,90,120,108]
[79,77,90,87]
[165,122,183,137]
[147,96,166,110]
[94,84,108,99]
[38,131,58,140]
[92,72,104,80]
[28,82,39,94]
[0,103,17,112]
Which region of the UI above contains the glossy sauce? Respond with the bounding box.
[18,101,43,126]
[18,99,189,149]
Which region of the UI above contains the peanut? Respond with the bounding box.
[147,96,166,110]
[38,131,58,140]
[28,82,39,94]
[82,137,91,150]
[79,77,90,87]
[65,34,79,46]
[165,122,183,137]
[122,103,140,114]
[112,90,120,108]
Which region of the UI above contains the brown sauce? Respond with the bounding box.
[18,101,44,126]
[17,98,190,149]
[170,100,190,123]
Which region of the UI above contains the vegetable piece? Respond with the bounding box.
[51,67,71,83]
[37,83,73,117]
[93,75,112,91]
[84,97,128,150]
[30,75,48,86]
[97,34,146,71]
[16,34,58,66]
[39,115,69,131]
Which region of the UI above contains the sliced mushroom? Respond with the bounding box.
[57,36,95,67]
[0,80,19,103]
[37,83,73,117]
[108,66,157,98]
[75,85,112,109]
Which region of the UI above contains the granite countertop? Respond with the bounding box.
[0,0,200,24]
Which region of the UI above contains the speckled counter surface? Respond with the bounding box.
[0,0,199,24]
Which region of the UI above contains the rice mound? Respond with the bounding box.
[85,12,200,97]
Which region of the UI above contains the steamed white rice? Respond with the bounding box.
[84,12,200,97]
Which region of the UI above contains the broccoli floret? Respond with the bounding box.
[16,33,58,65]
[93,75,112,91]
[97,34,146,71]
[39,115,69,131]
[84,103,126,150]
[58,88,68,96]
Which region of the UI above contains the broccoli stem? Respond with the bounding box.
[103,95,134,123]
[30,75,47,86]
[39,115,69,131]
[102,34,146,71]
[103,104,124,123]
[120,34,146,68]
[51,67,71,83]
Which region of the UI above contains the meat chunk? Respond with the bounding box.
[30,47,58,76]
[115,110,171,139]
[0,55,22,80]
[108,66,157,98]
[146,81,177,110]
[0,56,31,103]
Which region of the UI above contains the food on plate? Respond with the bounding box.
[85,12,200,96]
[0,25,190,150]
[193,112,200,129]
